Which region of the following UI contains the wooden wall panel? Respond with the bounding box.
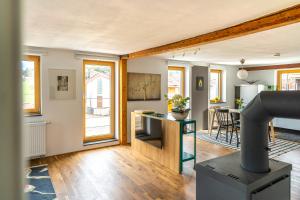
[119,59,127,144]
[131,112,180,173]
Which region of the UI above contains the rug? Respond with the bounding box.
[197,131,300,159]
[25,165,57,200]
[276,130,300,143]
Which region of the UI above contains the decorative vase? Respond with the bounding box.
[171,109,190,120]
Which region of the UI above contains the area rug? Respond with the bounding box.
[25,165,57,200]
[197,131,300,159]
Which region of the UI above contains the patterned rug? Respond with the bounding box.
[197,131,300,159]
[25,165,57,200]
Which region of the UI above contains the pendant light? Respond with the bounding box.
[237,58,248,80]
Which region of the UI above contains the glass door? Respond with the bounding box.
[83,60,115,142]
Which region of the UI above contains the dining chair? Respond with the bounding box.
[229,115,240,147]
[215,108,232,143]
[228,111,271,147]
[208,106,221,135]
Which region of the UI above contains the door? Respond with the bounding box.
[83,60,115,142]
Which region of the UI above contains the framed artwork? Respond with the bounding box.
[127,72,161,101]
[196,76,204,91]
[49,69,76,100]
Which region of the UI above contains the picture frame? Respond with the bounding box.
[196,76,204,91]
[127,72,161,101]
[48,69,76,100]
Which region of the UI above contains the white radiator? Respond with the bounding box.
[24,121,47,158]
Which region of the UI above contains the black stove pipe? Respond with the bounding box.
[240,91,300,173]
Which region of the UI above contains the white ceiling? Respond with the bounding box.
[160,23,300,65]
[24,0,299,55]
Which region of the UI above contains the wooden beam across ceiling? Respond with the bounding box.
[241,63,300,71]
[122,4,300,59]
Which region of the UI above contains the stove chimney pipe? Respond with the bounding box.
[240,91,300,173]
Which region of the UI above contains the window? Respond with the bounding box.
[83,60,115,142]
[277,69,300,91]
[97,79,103,95]
[168,66,185,98]
[210,69,222,102]
[21,55,41,114]
[168,66,185,111]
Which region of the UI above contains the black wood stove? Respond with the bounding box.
[196,91,300,200]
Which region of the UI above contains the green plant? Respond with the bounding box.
[267,85,277,91]
[235,98,244,109]
[164,94,190,113]
[213,97,220,103]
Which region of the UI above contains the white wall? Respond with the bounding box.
[127,57,168,142]
[24,48,119,156]
[246,70,276,86]
[247,68,300,130]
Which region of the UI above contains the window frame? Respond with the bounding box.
[22,55,41,114]
[209,69,222,103]
[168,66,185,96]
[82,59,115,143]
[167,66,186,112]
[277,69,300,91]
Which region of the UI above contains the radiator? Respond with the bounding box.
[24,121,47,158]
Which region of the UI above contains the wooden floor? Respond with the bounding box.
[30,136,300,200]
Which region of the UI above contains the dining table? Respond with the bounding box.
[208,108,276,142]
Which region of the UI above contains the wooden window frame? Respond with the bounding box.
[83,60,115,143]
[23,55,41,114]
[277,69,300,91]
[167,66,186,112]
[168,66,186,96]
[209,69,222,103]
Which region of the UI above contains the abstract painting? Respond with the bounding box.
[127,72,161,101]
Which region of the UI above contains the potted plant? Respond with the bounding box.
[213,97,220,103]
[235,98,244,109]
[165,94,190,120]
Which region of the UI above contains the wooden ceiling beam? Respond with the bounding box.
[122,4,300,59]
[241,63,300,71]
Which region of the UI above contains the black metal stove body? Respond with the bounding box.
[196,152,291,200]
[196,91,300,200]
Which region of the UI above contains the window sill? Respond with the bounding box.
[24,113,42,117]
[83,138,119,146]
[210,101,227,104]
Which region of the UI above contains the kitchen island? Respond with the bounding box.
[131,112,196,174]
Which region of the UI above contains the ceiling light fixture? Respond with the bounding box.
[237,58,248,80]
[194,48,201,55]
[274,53,281,57]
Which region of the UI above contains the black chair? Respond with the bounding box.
[229,113,272,147]
[215,109,230,142]
[215,109,240,147]
[230,116,240,147]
